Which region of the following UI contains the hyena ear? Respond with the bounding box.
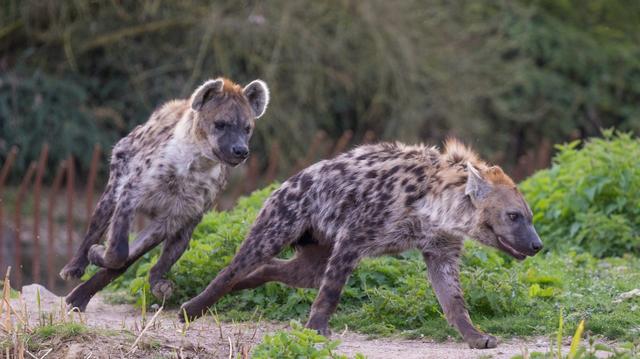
[465,162,491,203]
[243,80,270,119]
[191,78,224,111]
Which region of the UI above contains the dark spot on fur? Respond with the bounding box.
[405,190,426,206]
[381,165,401,180]
[299,174,314,191]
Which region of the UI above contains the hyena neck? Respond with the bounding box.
[173,111,222,170]
[418,184,476,239]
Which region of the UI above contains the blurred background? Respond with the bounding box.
[0,0,639,291]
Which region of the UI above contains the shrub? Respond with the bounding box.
[520,130,640,257]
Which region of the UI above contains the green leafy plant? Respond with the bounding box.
[251,321,364,359]
[520,131,640,257]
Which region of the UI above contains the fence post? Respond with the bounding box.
[14,162,37,288]
[32,144,49,284]
[66,156,75,261]
[47,160,67,289]
[362,130,375,144]
[0,146,18,273]
[331,130,353,157]
[265,142,280,183]
[85,144,101,229]
[294,130,326,174]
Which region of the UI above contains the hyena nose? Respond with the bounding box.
[232,145,249,159]
[530,241,543,253]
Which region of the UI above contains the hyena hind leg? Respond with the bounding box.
[60,187,116,280]
[66,221,166,311]
[179,216,307,321]
[88,190,138,269]
[305,242,362,336]
[231,242,332,292]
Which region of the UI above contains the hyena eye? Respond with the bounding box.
[214,122,226,130]
[244,126,251,134]
[507,212,520,222]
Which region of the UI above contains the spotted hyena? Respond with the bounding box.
[179,139,542,349]
[59,77,270,311]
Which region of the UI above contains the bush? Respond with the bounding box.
[520,131,640,257]
[102,174,640,341]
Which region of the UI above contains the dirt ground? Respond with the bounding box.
[15,284,582,359]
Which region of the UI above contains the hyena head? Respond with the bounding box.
[465,163,542,260]
[189,78,269,166]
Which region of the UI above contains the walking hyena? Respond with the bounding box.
[59,77,270,311]
[179,139,542,349]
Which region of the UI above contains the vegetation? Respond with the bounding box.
[521,131,640,257]
[92,134,640,344]
[2,0,640,178]
[510,312,640,359]
[252,321,363,359]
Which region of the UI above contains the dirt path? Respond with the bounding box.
[16,284,578,358]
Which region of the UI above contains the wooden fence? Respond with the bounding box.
[0,129,375,291]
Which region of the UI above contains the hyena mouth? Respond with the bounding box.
[496,236,527,260]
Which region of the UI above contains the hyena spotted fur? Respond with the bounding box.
[180,139,543,349]
[59,77,270,311]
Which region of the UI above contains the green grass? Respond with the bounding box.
[31,322,87,341]
[23,322,90,352]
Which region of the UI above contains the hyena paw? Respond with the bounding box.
[178,301,205,323]
[65,289,92,312]
[305,320,331,337]
[466,333,498,349]
[151,279,174,300]
[59,262,86,281]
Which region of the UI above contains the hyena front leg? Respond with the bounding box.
[423,249,498,349]
[66,221,166,311]
[88,189,138,269]
[60,186,116,280]
[305,243,361,336]
[148,217,201,301]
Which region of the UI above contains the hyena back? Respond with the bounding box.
[59,77,269,311]
[180,140,542,349]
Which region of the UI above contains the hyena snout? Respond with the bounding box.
[231,144,249,159]
[514,226,543,256]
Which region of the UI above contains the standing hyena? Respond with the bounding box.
[179,139,543,349]
[59,77,270,311]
